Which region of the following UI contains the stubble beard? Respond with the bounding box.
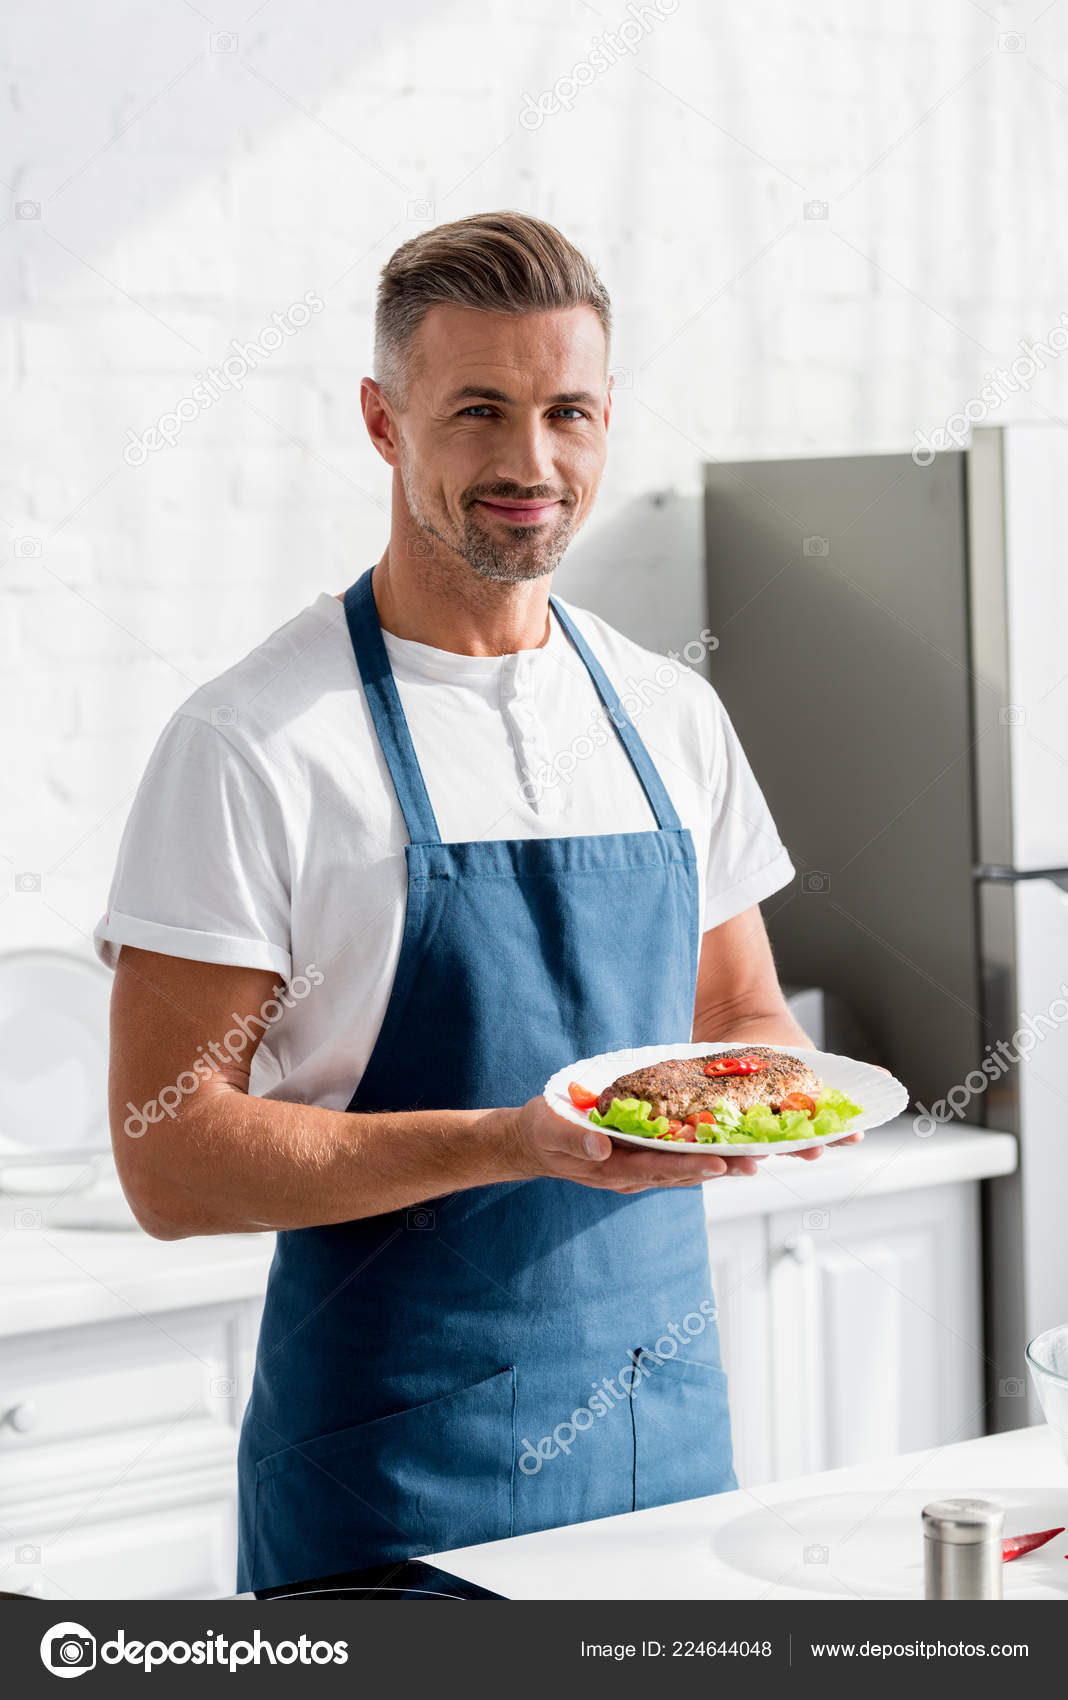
[399,460,577,584]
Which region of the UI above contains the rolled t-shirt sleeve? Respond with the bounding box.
[94,712,293,978]
[698,686,795,931]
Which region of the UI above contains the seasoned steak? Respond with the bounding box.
[596,1046,821,1120]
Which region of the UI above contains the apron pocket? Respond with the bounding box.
[251,1365,517,1591]
[631,1353,736,1512]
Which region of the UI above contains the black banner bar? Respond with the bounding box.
[0,1599,1053,1698]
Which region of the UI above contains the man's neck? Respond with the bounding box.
[367,546,553,657]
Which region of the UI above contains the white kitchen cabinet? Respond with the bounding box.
[765,1183,983,1481]
[0,1234,269,1602]
[705,1128,1003,1490]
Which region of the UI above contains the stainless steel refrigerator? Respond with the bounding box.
[704,424,1068,1427]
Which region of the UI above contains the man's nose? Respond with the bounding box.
[492,417,556,489]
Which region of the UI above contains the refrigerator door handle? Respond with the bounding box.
[975,865,1068,892]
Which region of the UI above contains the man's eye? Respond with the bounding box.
[551,408,588,421]
[458,405,495,417]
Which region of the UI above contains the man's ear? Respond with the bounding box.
[361,377,402,468]
[603,374,614,432]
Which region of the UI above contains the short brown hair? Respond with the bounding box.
[374,211,612,403]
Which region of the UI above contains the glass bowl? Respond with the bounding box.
[1026,1325,1068,1462]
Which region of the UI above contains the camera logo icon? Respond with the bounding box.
[15,871,42,893]
[406,199,435,221]
[999,1377,1025,1397]
[210,705,238,726]
[997,704,1026,727]
[998,32,1025,52]
[801,870,830,895]
[802,1209,829,1231]
[803,200,829,221]
[406,1206,435,1231]
[609,367,633,390]
[803,536,829,557]
[15,200,41,220]
[407,536,434,557]
[16,536,42,557]
[804,1543,829,1564]
[41,1622,96,1677]
[210,1376,237,1397]
[210,31,238,51]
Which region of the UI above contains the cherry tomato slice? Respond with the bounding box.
[568,1081,599,1111]
[686,1109,718,1126]
[780,1091,817,1117]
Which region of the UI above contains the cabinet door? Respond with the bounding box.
[6,1496,236,1600]
[705,1213,772,1487]
[768,1183,983,1480]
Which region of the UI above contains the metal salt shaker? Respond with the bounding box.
[922,1498,1004,1599]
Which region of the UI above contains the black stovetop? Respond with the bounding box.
[256,1559,505,1601]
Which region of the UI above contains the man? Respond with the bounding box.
[97,211,844,1596]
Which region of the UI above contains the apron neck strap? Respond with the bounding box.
[344,571,442,847]
[548,598,683,832]
[343,569,684,843]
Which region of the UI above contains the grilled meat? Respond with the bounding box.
[595,1046,821,1120]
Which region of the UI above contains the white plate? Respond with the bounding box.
[543,1042,908,1154]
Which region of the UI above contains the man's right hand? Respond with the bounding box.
[505,1095,764,1192]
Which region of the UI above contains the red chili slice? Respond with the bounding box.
[703,1053,768,1077]
[1002,1526,1063,1561]
[568,1081,599,1112]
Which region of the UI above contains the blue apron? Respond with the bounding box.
[236,569,736,1593]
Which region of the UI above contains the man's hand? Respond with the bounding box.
[508,1096,764,1192]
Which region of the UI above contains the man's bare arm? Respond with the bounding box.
[692,906,864,1161]
[692,905,814,1048]
[109,948,749,1239]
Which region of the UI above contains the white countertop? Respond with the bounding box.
[432,1424,1068,1600]
[700,1116,1016,1223]
[0,1228,274,1336]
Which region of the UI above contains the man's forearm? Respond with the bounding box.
[116,1088,526,1240]
[692,1007,816,1049]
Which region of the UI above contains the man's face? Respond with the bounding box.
[389,304,611,583]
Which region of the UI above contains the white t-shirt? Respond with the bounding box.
[94,590,795,1107]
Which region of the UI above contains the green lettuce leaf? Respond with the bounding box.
[809,1086,864,1140]
[588,1097,670,1139]
[586,1085,864,1145]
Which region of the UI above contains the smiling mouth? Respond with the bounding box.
[473,498,565,525]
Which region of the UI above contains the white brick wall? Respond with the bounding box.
[3,0,1067,955]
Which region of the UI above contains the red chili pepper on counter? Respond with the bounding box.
[703,1054,768,1076]
[1001,1526,1063,1561]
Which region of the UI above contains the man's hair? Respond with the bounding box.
[373,211,612,404]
